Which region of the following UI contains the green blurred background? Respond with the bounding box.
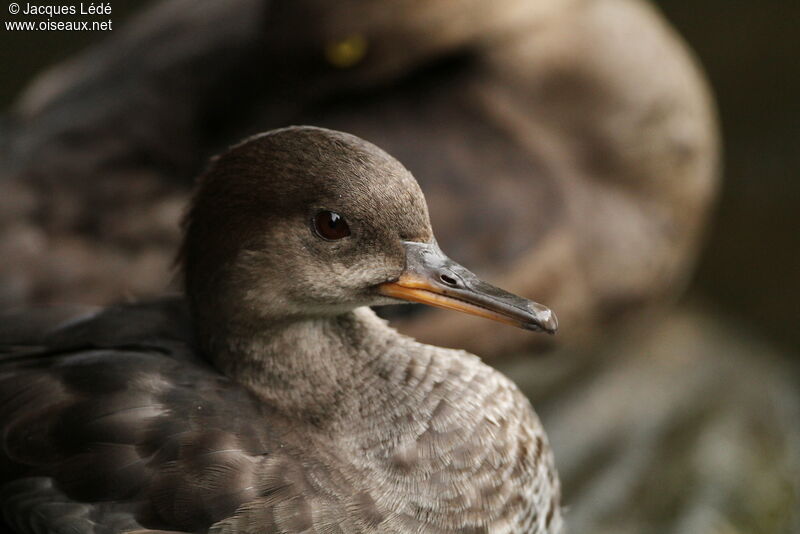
[1,0,797,351]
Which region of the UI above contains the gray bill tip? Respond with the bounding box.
[527,304,558,334]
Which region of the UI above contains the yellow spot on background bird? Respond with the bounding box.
[324,34,368,68]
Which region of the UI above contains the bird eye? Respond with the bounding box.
[313,210,351,240]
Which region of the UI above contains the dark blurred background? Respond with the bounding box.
[1,0,796,352]
[658,1,799,353]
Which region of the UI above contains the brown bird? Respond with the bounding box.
[0,127,562,533]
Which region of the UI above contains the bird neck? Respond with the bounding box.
[210,306,413,428]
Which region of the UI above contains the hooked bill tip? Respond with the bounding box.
[527,304,558,334]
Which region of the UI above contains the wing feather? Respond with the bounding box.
[0,301,275,533]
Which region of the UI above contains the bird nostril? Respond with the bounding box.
[439,273,458,287]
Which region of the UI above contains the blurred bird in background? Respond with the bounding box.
[0,0,797,532]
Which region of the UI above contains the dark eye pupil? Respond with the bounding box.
[314,210,351,240]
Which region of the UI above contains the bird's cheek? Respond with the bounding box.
[344,255,401,290]
[380,254,408,284]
